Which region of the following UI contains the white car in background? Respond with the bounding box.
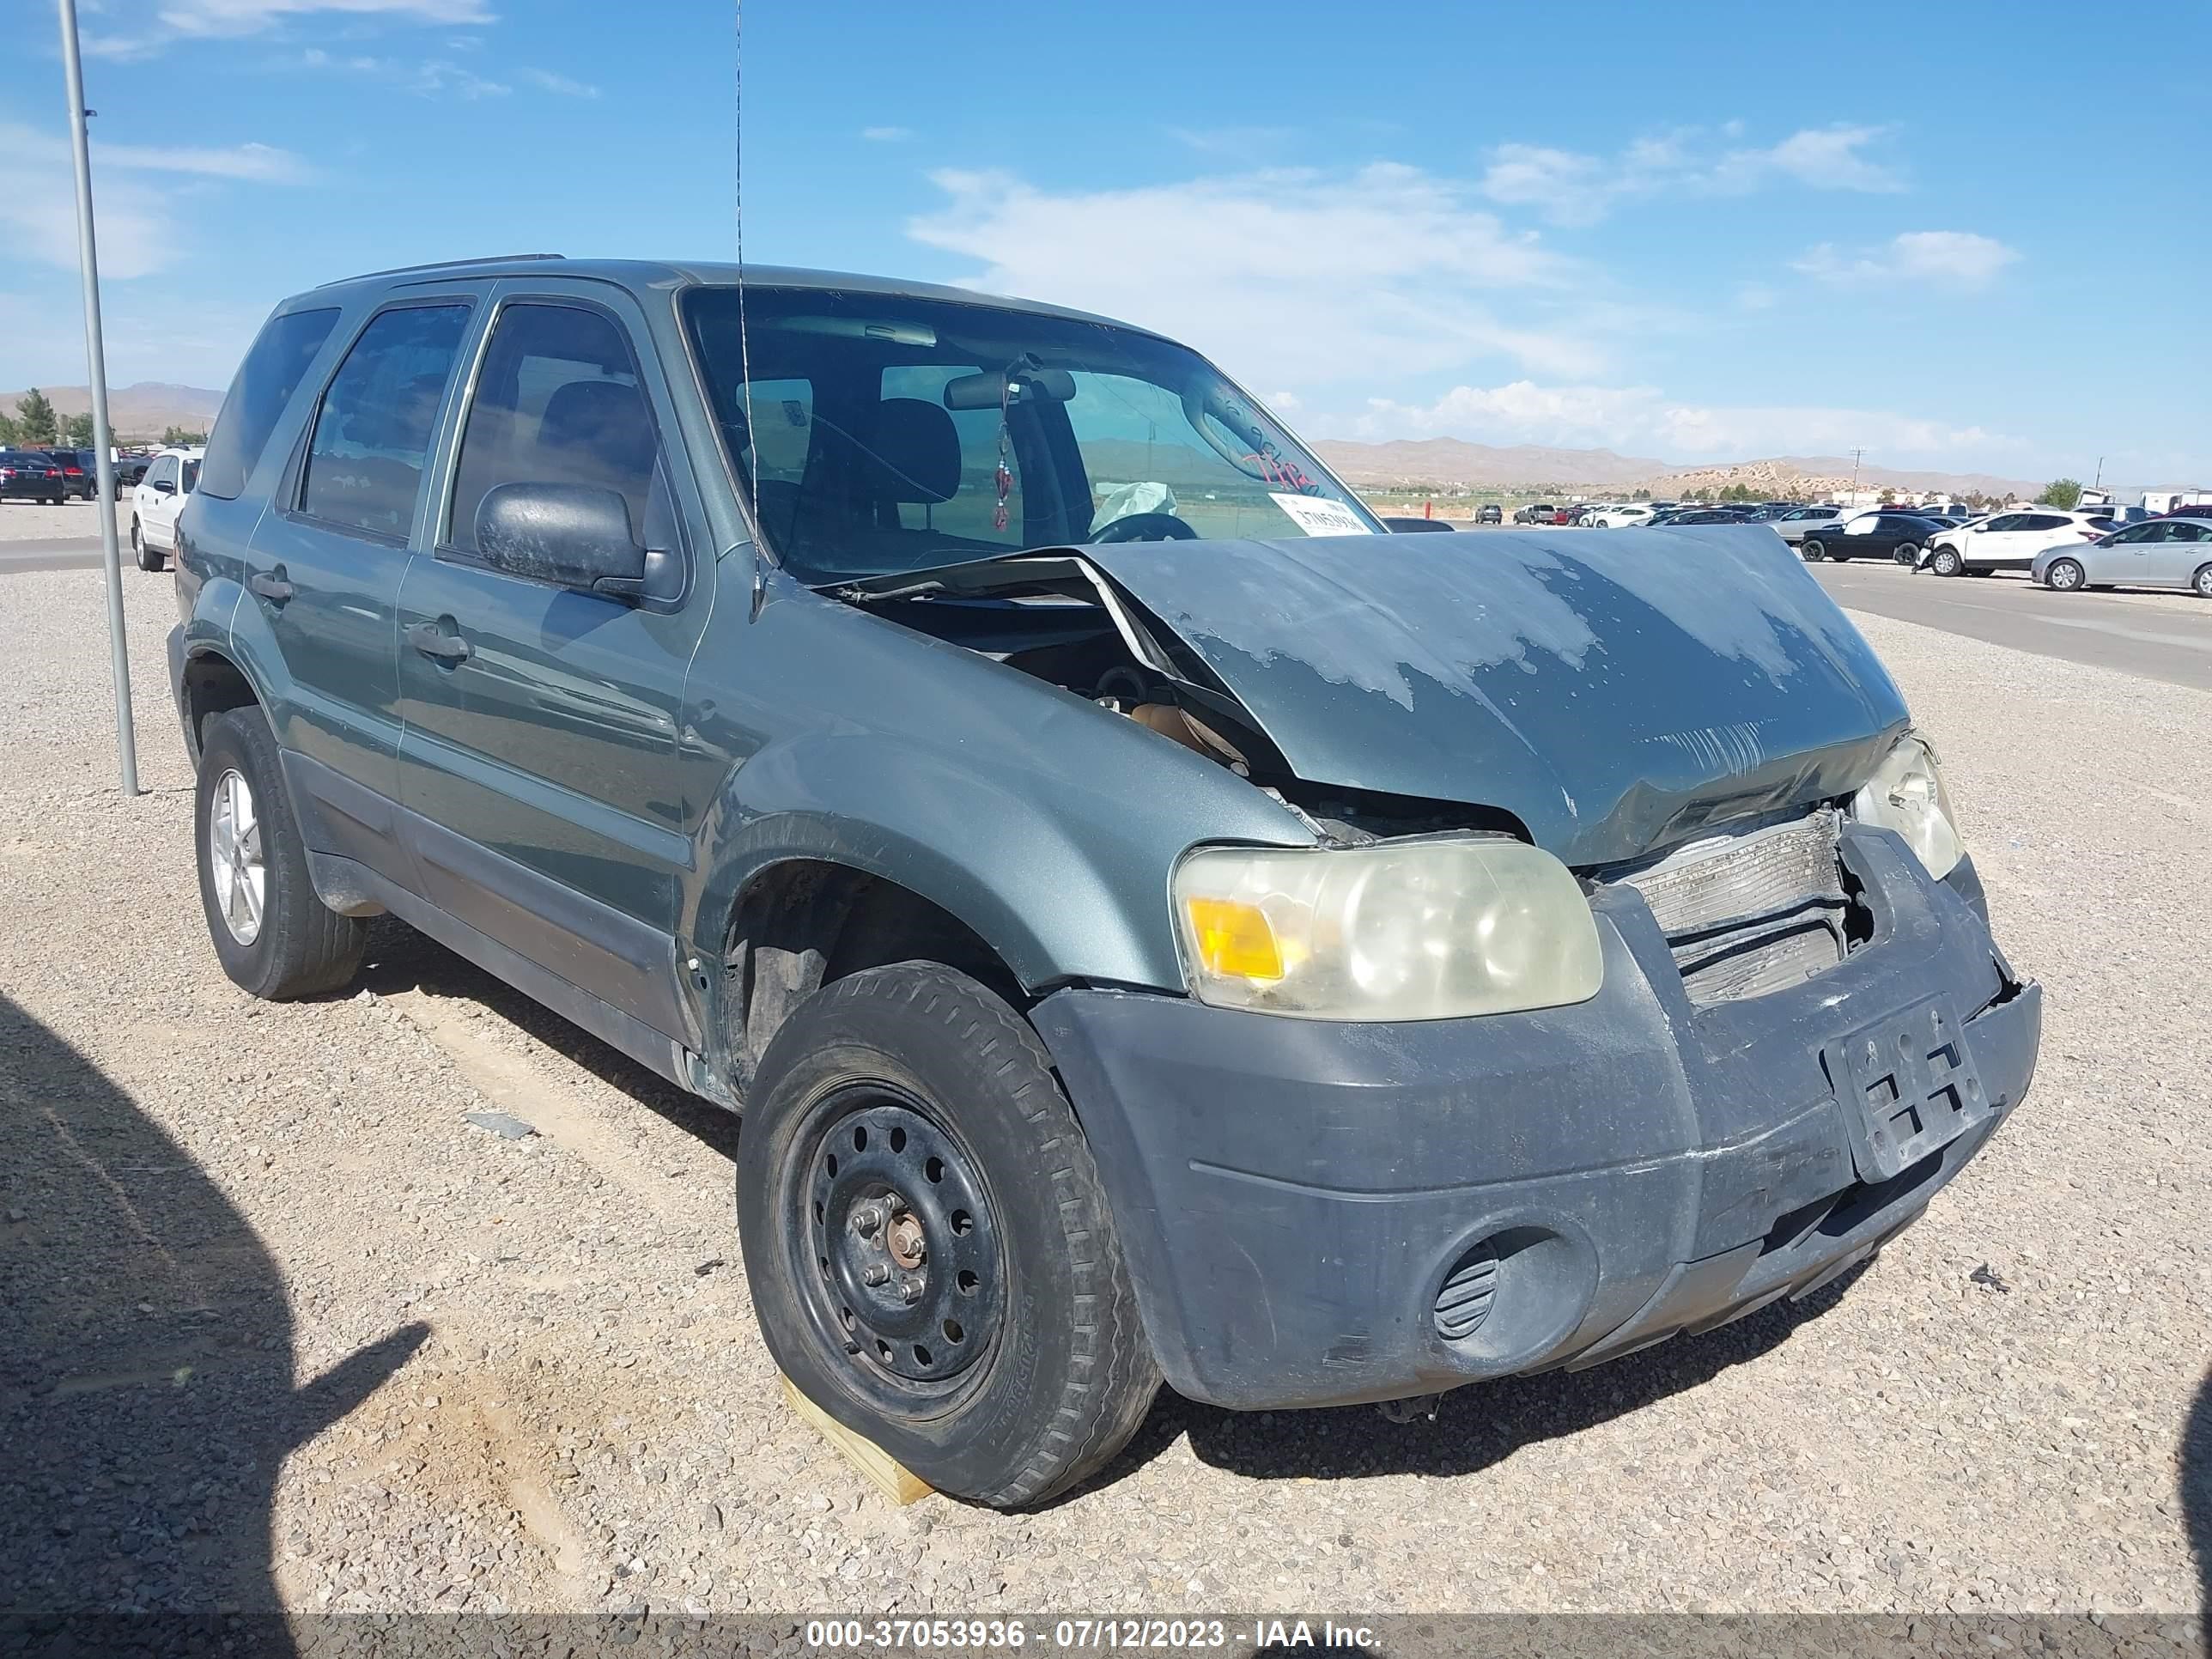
[1591,503,1657,528]
[131,446,204,572]
[1768,504,1847,544]
[1920,508,2113,578]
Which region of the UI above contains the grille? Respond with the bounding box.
[1433,1243,1501,1340]
[1609,811,1848,1005]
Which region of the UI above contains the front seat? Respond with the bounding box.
[537,378,656,539]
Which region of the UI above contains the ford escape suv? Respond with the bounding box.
[168,257,2041,1507]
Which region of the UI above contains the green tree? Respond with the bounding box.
[161,423,208,447]
[0,410,18,447]
[2037,477,2083,510]
[64,411,96,447]
[15,388,58,445]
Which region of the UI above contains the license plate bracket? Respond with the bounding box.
[1820,996,1991,1182]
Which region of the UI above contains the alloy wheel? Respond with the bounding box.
[207,768,266,945]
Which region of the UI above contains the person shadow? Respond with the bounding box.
[0,994,427,1651]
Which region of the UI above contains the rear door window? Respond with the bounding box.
[447,301,664,555]
[198,307,342,500]
[299,304,471,541]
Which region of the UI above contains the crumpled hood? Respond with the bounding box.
[1079,526,1911,866]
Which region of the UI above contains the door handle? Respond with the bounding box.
[408,623,472,664]
[249,571,293,603]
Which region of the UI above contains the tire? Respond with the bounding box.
[736,962,1160,1509]
[194,708,367,1000]
[1929,547,1965,578]
[1799,538,1825,562]
[1893,542,1920,566]
[2045,558,2084,591]
[131,518,163,573]
[2195,564,2212,599]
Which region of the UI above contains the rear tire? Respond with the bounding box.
[131,518,163,573]
[194,708,367,1000]
[1930,547,1965,577]
[2044,558,2084,592]
[2195,564,2212,599]
[736,962,1159,1509]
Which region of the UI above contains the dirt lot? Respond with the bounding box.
[2,563,2207,1626]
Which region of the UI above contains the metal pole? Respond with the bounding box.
[58,0,140,796]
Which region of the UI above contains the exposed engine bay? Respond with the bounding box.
[829,551,1522,845]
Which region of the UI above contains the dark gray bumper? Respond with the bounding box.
[1032,829,2039,1411]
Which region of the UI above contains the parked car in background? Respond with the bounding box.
[35,449,97,500]
[0,454,67,504]
[1513,502,1557,525]
[1921,508,2112,577]
[109,454,149,497]
[1592,503,1656,528]
[162,254,2039,1508]
[1797,511,1948,563]
[1475,503,1503,525]
[131,446,204,570]
[2033,516,2212,597]
[1652,508,1757,526]
[1770,504,1847,545]
[1381,514,1456,533]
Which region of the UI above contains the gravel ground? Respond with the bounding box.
[0,568,2205,1628]
[0,495,127,541]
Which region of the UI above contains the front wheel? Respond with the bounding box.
[194,708,367,999]
[1929,547,1965,577]
[2044,558,2085,592]
[131,518,164,572]
[736,963,1160,1509]
[1799,539,1826,562]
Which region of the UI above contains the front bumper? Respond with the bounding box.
[1032,829,2039,1411]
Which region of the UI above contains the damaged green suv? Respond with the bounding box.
[169,258,2040,1506]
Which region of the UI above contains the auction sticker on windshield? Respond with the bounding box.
[1271,493,1373,536]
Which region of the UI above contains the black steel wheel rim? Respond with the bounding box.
[781,1081,1006,1412]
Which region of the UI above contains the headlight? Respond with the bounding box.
[1852,731,1964,878]
[1171,835,1604,1020]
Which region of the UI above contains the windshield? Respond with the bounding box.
[682,285,1380,581]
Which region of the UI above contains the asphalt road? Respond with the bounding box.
[1808,559,2212,692]
[0,537,106,574]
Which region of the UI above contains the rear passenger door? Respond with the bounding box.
[392,283,715,1041]
[246,291,478,866]
[2143,519,2210,586]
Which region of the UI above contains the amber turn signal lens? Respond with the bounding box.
[1183,896,1284,982]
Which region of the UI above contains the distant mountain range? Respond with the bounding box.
[1310,435,2045,501]
[1,383,224,442]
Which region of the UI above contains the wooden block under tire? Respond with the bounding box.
[780,1375,934,1505]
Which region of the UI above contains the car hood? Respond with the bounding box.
[1074,526,1909,866]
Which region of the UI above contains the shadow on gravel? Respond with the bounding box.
[1103,1265,1871,1493]
[0,994,427,1642]
[356,918,743,1163]
[2185,1364,2210,1617]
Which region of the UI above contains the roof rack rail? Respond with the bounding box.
[317,252,565,287]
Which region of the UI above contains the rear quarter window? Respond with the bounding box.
[198,307,342,501]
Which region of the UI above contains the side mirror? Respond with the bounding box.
[473,481,649,599]
[152,478,176,495]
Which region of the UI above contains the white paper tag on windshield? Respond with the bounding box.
[1270,493,1373,537]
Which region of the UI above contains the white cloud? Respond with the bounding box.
[860,125,914,143]
[0,118,305,279]
[517,67,599,98]
[1793,231,2020,289]
[1340,380,2014,466]
[907,163,1602,389]
[1264,390,1300,411]
[84,0,492,58]
[1480,124,1902,225]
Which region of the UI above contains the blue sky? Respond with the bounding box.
[3,0,2206,484]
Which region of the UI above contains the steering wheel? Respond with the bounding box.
[1090,512,1199,544]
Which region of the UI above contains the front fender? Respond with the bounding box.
[681,726,1307,994]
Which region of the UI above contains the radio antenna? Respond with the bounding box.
[732,0,760,528]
